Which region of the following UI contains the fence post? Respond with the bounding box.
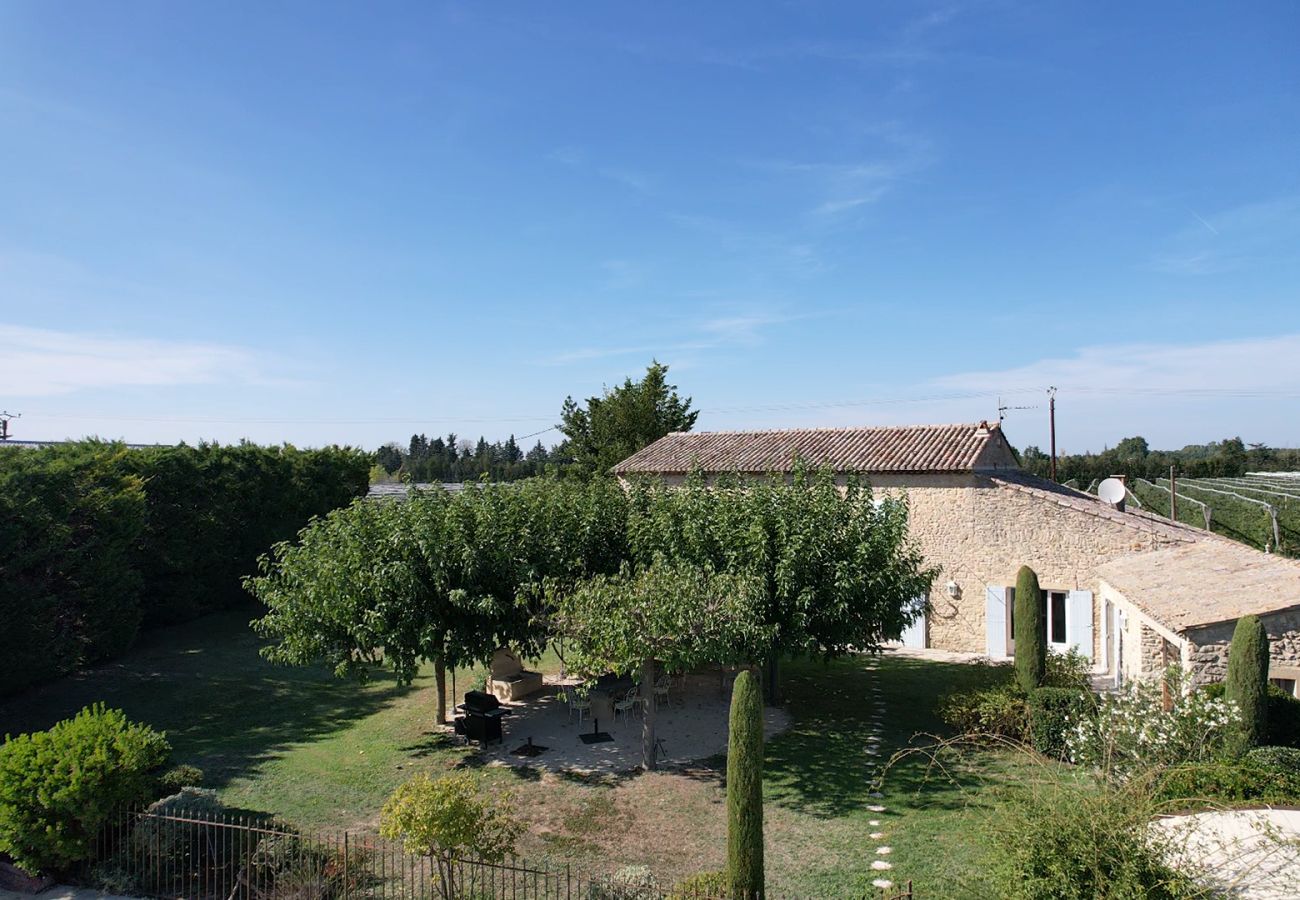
[343,831,349,900]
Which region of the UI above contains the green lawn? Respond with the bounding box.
[0,609,1047,896]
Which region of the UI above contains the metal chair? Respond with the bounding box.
[614,687,641,723]
[563,689,591,725]
[654,674,672,708]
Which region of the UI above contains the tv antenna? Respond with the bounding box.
[996,396,1038,423]
[0,410,19,442]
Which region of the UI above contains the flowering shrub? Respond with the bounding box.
[1066,667,1240,783]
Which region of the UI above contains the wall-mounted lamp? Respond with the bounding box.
[946,581,961,599]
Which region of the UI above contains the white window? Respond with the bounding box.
[989,584,1092,660]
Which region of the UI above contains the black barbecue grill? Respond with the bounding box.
[455,690,509,746]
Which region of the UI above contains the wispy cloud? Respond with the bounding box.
[667,213,831,276]
[933,333,1300,396]
[756,124,935,217]
[723,332,1300,450]
[543,311,801,366]
[1148,197,1300,276]
[548,147,653,194]
[0,324,284,397]
[920,333,1300,449]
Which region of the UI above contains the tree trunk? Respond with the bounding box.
[435,658,448,725]
[641,658,657,771]
[764,652,781,706]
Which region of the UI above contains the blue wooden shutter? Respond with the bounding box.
[985,586,1007,657]
[1067,590,1094,660]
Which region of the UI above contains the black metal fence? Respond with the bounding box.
[84,806,912,900]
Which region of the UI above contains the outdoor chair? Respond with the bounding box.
[653,675,671,708]
[563,690,591,725]
[614,687,641,723]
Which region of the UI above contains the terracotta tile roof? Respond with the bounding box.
[1096,542,1300,632]
[611,422,1018,475]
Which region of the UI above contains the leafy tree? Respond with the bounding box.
[1018,433,1289,484]
[376,442,404,474]
[726,670,764,900]
[625,467,937,701]
[380,772,523,899]
[1014,565,1046,693]
[248,479,628,723]
[1226,614,1270,749]
[557,563,774,770]
[558,360,698,478]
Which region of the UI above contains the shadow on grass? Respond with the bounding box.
[764,654,1013,818]
[0,606,420,790]
[400,731,463,758]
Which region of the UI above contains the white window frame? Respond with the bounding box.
[1004,586,1092,659]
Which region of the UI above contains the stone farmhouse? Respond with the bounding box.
[613,422,1300,694]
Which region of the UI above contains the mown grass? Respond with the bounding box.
[0,610,1057,896]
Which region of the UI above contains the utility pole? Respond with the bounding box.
[1047,387,1057,482]
[0,410,18,442]
[1170,465,1178,522]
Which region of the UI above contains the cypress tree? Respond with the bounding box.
[727,669,764,899]
[1226,614,1270,749]
[1014,565,1046,693]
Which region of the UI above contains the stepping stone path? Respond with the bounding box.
[865,658,901,894]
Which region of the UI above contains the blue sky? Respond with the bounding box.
[2,1,1298,454]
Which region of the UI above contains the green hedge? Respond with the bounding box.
[0,441,369,695]
[1157,759,1300,805]
[1246,745,1300,772]
[1028,687,1096,759]
[940,682,1029,740]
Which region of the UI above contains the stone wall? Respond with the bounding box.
[884,474,1195,659]
[1185,607,1300,688]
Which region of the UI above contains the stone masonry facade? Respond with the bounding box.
[871,472,1196,659]
[1184,608,1300,688]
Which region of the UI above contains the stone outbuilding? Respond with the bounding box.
[1096,542,1300,694]
[613,421,1300,688]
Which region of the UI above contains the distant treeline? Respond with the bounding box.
[1019,436,1300,485]
[374,433,562,483]
[0,440,370,695]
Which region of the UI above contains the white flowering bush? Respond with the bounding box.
[1066,666,1241,783]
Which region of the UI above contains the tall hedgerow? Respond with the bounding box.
[1014,565,1046,693]
[726,670,764,899]
[0,440,370,696]
[1226,615,1270,750]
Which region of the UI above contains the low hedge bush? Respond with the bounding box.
[940,682,1028,740]
[666,871,727,899]
[1042,649,1092,691]
[1202,681,1300,749]
[155,764,205,796]
[1246,745,1300,771]
[0,705,170,874]
[1027,687,1096,759]
[1157,759,1300,805]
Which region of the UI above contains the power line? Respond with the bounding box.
[11,383,1298,431]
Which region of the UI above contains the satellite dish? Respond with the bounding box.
[1097,478,1127,508]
